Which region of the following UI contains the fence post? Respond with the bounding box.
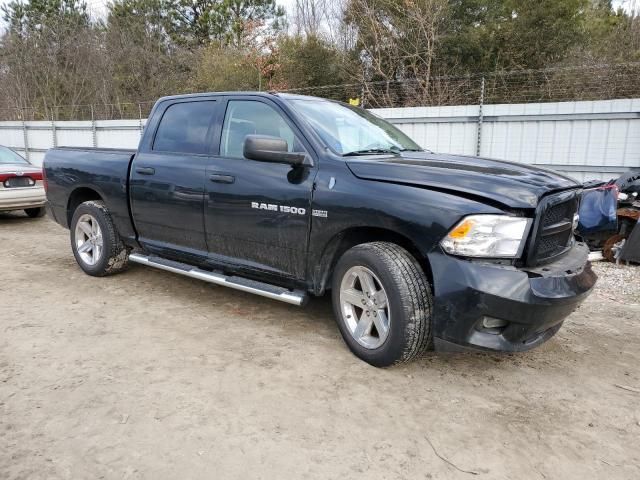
[138,103,144,137]
[476,76,485,157]
[50,109,58,148]
[21,109,30,163]
[90,105,97,148]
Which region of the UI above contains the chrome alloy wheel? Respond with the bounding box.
[74,213,103,266]
[339,266,390,349]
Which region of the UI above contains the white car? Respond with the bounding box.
[0,146,46,218]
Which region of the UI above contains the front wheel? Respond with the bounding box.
[331,242,433,367]
[70,200,129,277]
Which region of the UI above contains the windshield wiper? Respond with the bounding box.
[343,148,399,156]
[343,147,424,156]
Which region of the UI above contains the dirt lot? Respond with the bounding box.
[1,213,639,480]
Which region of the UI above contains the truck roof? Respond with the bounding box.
[155,91,328,104]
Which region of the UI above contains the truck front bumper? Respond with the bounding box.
[428,242,596,352]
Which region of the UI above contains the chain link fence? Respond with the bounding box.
[0,102,156,122]
[0,63,639,121]
[281,62,640,108]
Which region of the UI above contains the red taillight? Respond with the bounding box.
[0,171,43,185]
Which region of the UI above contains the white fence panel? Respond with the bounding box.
[95,120,145,149]
[55,121,94,148]
[372,98,640,183]
[1,99,638,183]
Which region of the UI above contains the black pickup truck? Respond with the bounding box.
[43,92,596,366]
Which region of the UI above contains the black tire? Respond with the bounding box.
[70,200,129,277]
[331,242,432,367]
[24,207,45,218]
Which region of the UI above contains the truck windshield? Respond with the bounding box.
[289,99,423,156]
[0,146,29,165]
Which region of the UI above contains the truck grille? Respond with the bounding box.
[528,191,580,265]
[537,230,572,258]
[542,200,576,228]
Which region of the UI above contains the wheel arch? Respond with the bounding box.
[311,227,433,295]
[66,187,104,227]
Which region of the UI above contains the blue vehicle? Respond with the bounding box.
[577,170,640,262]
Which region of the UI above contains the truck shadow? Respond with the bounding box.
[303,292,557,372]
[122,262,558,373]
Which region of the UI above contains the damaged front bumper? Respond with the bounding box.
[428,241,597,352]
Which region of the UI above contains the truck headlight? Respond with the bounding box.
[440,215,531,258]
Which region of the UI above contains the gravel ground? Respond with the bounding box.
[1,212,640,480]
[588,261,640,303]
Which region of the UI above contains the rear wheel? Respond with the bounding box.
[331,242,433,367]
[70,200,129,276]
[24,207,45,218]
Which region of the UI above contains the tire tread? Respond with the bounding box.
[334,241,432,366]
[71,200,129,276]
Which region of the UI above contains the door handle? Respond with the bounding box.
[209,174,235,184]
[135,167,155,175]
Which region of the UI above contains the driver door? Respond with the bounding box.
[204,97,316,280]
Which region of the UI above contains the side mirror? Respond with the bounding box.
[243,135,312,167]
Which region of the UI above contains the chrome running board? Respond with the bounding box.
[128,253,307,306]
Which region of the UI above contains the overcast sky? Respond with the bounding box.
[0,0,636,30]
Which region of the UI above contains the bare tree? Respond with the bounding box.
[0,9,109,119]
[292,0,327,36]
[345,0,447,106]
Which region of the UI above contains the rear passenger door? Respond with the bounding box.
[130,99,218,259]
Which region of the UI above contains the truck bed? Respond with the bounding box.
[43,147,138,243]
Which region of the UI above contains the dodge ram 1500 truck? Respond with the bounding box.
[43,92,597,367]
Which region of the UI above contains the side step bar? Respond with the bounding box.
[128,253,308,306]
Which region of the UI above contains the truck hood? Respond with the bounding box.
[346,151,580,209]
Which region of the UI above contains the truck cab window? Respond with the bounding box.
[220,100,305,159]
[153,101,216,154]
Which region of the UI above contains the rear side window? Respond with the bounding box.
[0,146,29,165]
[153,101,216,154]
